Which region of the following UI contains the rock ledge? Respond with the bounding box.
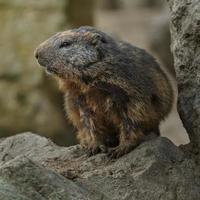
[0,132,199,200]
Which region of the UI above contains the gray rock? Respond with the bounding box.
[0,132,199,200]
[0,156,102,200]
[168,0,200,149]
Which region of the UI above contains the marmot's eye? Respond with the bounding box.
[100,37,107,44]
[92,34,107,45]
[59,41,71,48]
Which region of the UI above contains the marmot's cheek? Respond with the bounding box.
[45,63,65,77]
[83,48,99,64]
[68,46,99,68]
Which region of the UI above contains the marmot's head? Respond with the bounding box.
[35,26,120,81]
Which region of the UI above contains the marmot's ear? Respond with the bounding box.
[91,33,106,45]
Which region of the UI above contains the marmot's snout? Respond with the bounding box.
[35,42,56,73]
[35,46,47,68]
[34,50,39,59]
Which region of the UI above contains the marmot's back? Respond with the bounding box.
[108,40,173,122]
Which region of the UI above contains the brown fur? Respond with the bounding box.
[58,70,171,158]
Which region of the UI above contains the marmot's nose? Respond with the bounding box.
[34,48,40,59]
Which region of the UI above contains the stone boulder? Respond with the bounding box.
[168,0,200,149]
[0,132,199,200]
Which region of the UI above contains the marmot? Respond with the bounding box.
[35,26,173,158]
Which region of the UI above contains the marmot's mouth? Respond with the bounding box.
[45,66,59,75]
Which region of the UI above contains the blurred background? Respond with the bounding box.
[0,0,189,146]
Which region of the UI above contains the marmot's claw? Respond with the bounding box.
[87,145,108,156]
[107,145,134,159]
[99,145,108,153]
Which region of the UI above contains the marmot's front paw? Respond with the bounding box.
[87,145,108,156]
[107,144,137,159]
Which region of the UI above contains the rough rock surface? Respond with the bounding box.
[0,132,199,200]
[168,0,200,148]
